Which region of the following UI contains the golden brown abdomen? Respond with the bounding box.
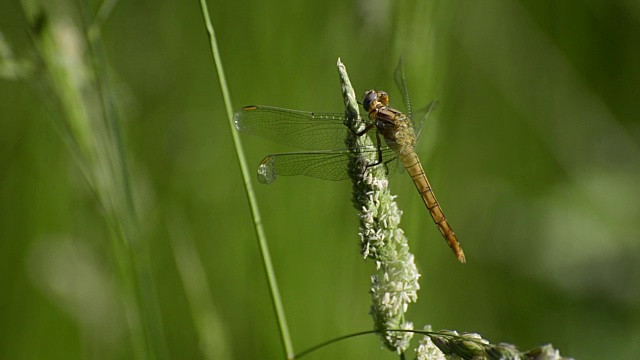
[399,151,466,263]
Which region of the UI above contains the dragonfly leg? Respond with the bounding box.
[362,131,385,177]
[382,158,394,175]
[347,122,376,137]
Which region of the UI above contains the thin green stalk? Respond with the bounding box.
[168,211,229,360]
[79,2,168,357]
[294,330,377,359]
[18,1,163,358]
[197,1,294,358]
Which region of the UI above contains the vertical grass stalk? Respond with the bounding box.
[18,0,165,358]
[198,1,294,358]
[168,212,229,360]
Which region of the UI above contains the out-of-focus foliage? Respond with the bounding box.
[1,0,638,359]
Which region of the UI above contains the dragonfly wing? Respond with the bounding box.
[382,147,400,176]
[394,57,413,119]
[413,99,439,140]
[233,105,356,150]
[257,147,398,184]
[392,58,439,139]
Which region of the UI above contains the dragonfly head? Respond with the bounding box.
[362,90,390,112]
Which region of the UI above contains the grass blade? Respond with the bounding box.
[197,1,294,358]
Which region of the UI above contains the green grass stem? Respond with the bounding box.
[18,1,166,358]
[168,211,229,360]
[197,1,294,358]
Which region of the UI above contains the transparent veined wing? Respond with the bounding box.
[257,146,400,184]
[233,105,355,150]
[393,59,439,139]
[394,57,413,120]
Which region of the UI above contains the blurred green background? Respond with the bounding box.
[1,0,639,359]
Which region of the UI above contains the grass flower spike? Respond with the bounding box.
[338,59,420,354]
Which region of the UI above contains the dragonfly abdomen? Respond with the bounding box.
[400,152,466,263]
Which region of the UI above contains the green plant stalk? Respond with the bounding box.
[168,212,228,360]
[18,1,163,359]
[198,1,294,358]
[82,2,169,357]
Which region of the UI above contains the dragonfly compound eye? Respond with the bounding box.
[363,90,377,111]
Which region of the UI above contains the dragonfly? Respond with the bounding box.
[233,77,465,263]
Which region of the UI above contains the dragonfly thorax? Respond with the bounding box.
[363,89,416,153]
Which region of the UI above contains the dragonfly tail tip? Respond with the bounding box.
[456,251,466,264]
